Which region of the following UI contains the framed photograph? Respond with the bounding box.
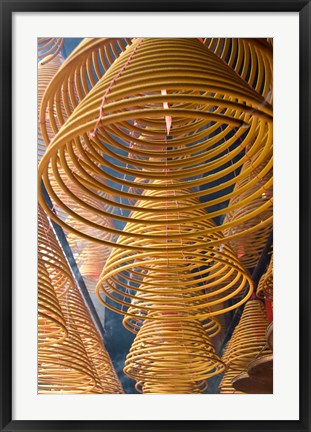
[1,1,310,431]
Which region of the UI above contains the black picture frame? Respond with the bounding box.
[1,1,310,431]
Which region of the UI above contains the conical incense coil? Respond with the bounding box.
[38,259,67,346]
[38,284,99,392]
[38,206,102,393]
[38,205,74,297]
[61,284,123,393]
[39,39,131,220]
[223,149,272,269]
[38,54,64,163]
[257,255,273,301]
[219,368,245,394]
[38,297,99,394]
[122,291,222,337]
[204,38,272,103]
[38,38,64,63]
[224,299,272,369]
[123,305,222,337]
[123,315,222,338]
[122,261,222,337]
[38,205,68,347]
[37,43,117,222]
[97,182,253,319]
[38,206,123,393]
[136,379,208,394]
[39,38,132,146]
[38,37,273,250]
[124,314,225,394]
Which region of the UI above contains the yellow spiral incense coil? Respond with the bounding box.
[123,315,222,338]
[38,38,64,63]
[38,259,67,346]
[122,293,222,337]
[263,254,273,302]
[37,48,115,289]
[121,282,224,332]
[38,206,123,394]
[38,205,74,297]
[204,38,273,103]
[208,264,249,300]
[223,149,272,269]
[38,38,131,222]
[218,340,244,393]
[257,255,273,301]
[60,283,123,393]
[136,380,208,394]
[97,181,253,319]
[39,38,132,146]
[224,299,272,369]
[124,314,225,393]
[38,294,99,394]
[38,37,273,250]
[219,368,245,394]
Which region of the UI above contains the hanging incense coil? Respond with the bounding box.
[121,248,223,337]
[204,38,273,103]
[124,313,225,393]
[39,38,132,147]
[136,379,208,394]
[223,150,272,269]
[38,38,64,63]
[224,299,272,369]
[38,37,273,250]
[257,254,273,300]
[218,339,245,393]
[38,205,123,394]
[219,368,245,394]
[60,282,123,393]
[38,38,131,223]
[122,301,222,337]
[97,181,253,319]
[38,259,67,346]
[257,255,273,301]
[38,205,74,297]
[38,205,68,345]
[39,291,99,394]
[38,281,99,393]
